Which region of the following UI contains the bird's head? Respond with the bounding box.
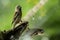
[15,5,22,12]
[31,29,44,36]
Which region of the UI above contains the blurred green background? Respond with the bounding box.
[0,0,60,40]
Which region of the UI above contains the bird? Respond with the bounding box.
[12,5,22,29]
[25,28,44,36]
[3,21,28,40]
[19,28,44,40]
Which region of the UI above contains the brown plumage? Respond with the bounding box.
[12,5,22,28]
